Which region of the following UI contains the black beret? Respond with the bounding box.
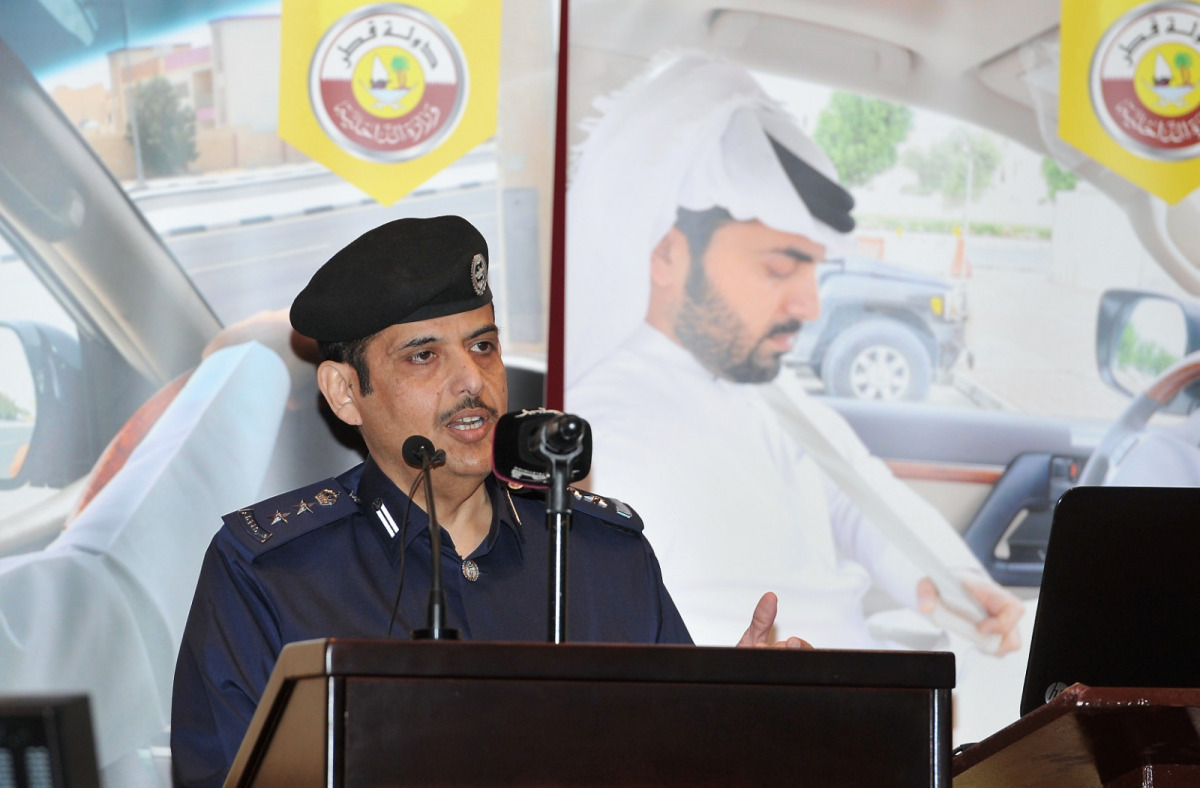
[290,215,492,341]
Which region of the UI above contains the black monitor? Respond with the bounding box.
[0,695,98,788]
[1021,486,1200,716]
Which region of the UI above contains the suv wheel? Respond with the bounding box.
[821,319,933,401]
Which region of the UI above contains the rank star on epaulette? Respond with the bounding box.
[314,489,339,506]
[270,510,289,526]
[294,499,314,515]
[572,489,609,508]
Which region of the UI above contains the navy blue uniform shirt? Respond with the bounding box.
[170,457,691,787]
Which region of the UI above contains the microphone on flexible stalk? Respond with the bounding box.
[492,409,592,643]
[402,435,446,469]
[538,413,587,457]
[492,409,591,489]
[403,434,458,641]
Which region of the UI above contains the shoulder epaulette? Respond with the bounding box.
[223,478,359,556]
[567,487,644,535]
[499,482,645,535]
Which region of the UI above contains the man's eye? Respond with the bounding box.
[766,257,812,278]
[472,340,496,353]
[410,349,435,364]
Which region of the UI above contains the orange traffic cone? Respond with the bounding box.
[950,234,972,278]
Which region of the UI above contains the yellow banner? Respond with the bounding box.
[279,0,500,205]
[1061,0,1200,203]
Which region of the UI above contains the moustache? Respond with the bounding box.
[767,320,803,338]
[437,395,499,426]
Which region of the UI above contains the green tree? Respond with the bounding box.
[901,127,1001,207]
[1175,51,1193,84]
[1041,157,1078,202]
[1118,324,1178,377]
[0,392,29,421]
[126,76,198,177]
[813,92,913,188]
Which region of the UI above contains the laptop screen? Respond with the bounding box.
[1020,485,1200,717]
[0,694,99,788]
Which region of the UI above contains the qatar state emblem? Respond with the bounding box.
[308,3,467,162]
[1091,2,1200,161]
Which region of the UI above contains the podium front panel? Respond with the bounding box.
[342,678,939,785]
[228,639,955,787]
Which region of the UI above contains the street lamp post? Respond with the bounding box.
[114,0,146,188]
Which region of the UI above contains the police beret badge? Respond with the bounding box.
[471,253,488,296]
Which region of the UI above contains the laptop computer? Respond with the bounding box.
[0,694,99,787]
[1020,485,1200,717]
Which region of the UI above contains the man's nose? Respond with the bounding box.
[785,270,821,321]
[448,349,485,397]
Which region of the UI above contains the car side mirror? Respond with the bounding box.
[0,320,88,489]
[0,325,36,485]
[1096,290,1200,414]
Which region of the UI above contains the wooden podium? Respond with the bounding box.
[224,639,955,786]
[953,684,1200,786]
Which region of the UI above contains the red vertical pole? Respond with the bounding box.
[544,0,569,411]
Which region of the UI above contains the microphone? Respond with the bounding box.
[491,409,592,644]
[539,413,587,456]
[402,435,446,469]
[403,434,457,640]
[491,409,592,489]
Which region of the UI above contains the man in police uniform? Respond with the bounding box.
[170,215,802,788]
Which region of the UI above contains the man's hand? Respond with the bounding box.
[736,592,812,649]
[917,573,1025,656]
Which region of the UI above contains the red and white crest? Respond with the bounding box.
[308,3,467,162]
[1092,1,1200,161]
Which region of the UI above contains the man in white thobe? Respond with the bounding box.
[565,51,1024,653]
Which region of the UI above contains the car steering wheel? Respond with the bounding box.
[1077,350,1200,486]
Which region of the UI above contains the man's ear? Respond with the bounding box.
[650,226,692,289]
[316,360,364,427]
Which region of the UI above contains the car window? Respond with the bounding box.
[754,72,1194,420]
[33,6,531,349]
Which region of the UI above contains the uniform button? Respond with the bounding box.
[462,559,480,582]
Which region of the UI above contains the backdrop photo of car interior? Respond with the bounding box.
[3,0,1200,786]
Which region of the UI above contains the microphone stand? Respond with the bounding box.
[539,416,586,644]
[413,447,458,641]
[547,454,573,644]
